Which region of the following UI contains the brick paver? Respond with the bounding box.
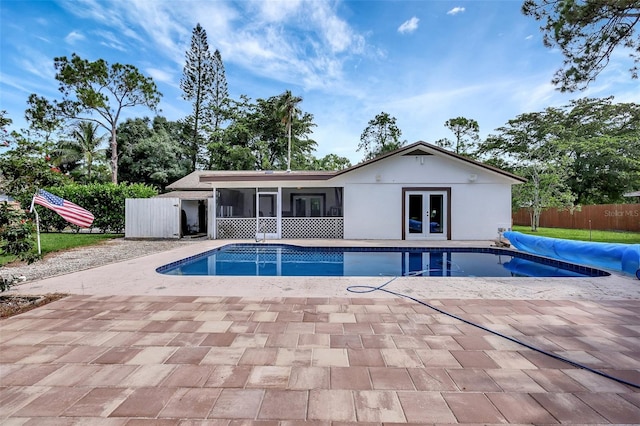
[1,295,639,423]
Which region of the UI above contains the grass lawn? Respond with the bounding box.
[512,225,640,244]
[0,233,123,267]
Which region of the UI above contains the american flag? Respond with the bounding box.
[33,189,94,228]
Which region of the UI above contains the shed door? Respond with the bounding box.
[404,191,447,240]
[125,198,181,239]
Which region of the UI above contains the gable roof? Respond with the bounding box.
[166,171,212,190]
[167,141,525,190]
[331,141,526,182]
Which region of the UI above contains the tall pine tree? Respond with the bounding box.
[207,49,229,169]
[181,23,213,170]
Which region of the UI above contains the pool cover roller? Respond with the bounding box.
[504,231,640,279]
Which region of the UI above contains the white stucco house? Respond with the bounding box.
[125,141,525,240]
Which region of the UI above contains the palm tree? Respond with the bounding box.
[276,90,302,171]
[55,121,107,182]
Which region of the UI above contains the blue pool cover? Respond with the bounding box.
[504,231,640,279]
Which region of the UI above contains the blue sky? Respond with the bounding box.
[1,0,639,163]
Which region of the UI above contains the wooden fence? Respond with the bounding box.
[513,204,640,232]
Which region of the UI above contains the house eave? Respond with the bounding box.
[200,172,336,183]
[155,191,213,199]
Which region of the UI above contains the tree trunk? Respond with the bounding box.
[110,125,118,184]
[532,207,541,231]
[287,119,292,172]
[192,101,200,171]
[529,209,535,231]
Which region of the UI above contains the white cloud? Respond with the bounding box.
[59,0,145,44]
[514,81,557,112]
[208,1,367,92]
[525,34,533,40]
[388,83,489,115]
[0,72,33,94]
[15,48,56,80]
[125,0,190,64]
[65,30,85,44]
[234,35,280,61]
[94,30,127,52]
[182,2,237,42]
[398,17,419,34]
[60,0,123,29]
[309,2,365,54]
[146,67,175,84]
[447,7,465,16]
[60,0,190,59]
[255,0,302,22]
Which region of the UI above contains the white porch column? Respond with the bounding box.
[277,186,282,238]
[210,186,217,239]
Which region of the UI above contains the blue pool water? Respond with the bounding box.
[157,244,609,278]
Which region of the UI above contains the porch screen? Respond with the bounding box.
[216,188,255,218]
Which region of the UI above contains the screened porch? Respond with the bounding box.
[213,187,344,239]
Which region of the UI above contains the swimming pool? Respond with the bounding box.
[157,244,609,278]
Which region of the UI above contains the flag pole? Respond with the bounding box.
[29,191,41,255]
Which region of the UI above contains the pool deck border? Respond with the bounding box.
[10,239,640,300]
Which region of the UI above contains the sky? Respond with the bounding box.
[1,0,639,164]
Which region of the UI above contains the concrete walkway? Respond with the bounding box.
[2,240,640,424]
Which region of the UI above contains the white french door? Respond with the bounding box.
[292,195,324,217]
[405,190,448,240]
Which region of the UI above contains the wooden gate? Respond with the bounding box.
[125,198,181,239]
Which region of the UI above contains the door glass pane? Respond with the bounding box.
[408,194,422,233]
[429,194,443,234]
[294,198,306,217]
[310,198,322,217]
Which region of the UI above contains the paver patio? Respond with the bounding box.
[2,294,640,424]
[1,240,639,423]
